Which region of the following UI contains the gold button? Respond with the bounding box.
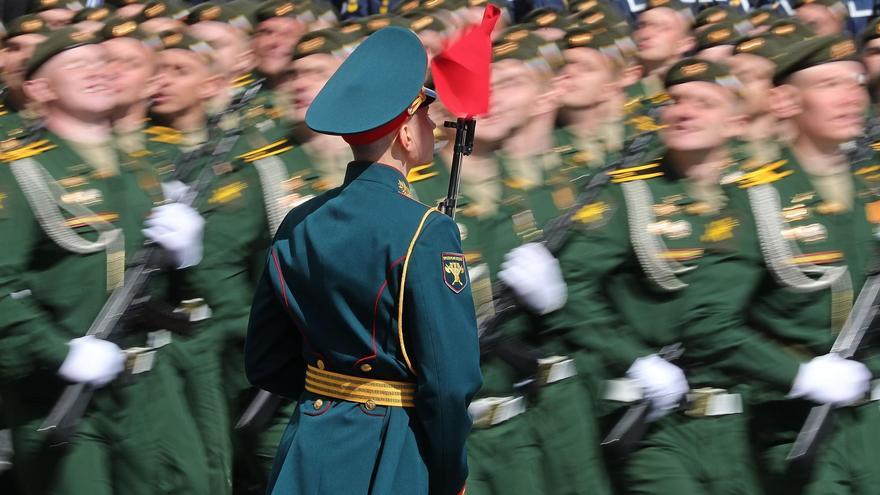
[364,400,376,411]
[313,399,323,409]
[317,360,325,370]
[360,364,372,372]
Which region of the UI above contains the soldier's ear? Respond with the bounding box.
[23,78,56,104]
[396,119,416,153]
[768,84,802,120]
[676,35,696,58]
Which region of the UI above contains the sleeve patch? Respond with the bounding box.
[442,252,469,293]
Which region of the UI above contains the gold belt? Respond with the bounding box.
[304,365,416,408]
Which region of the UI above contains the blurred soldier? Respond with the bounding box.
[694,21,738,62]
[246,26,481,495]
[793,0,847,36]
[0,26,208,495]
[137,0,187,34]
[107,0,146,19]
[0,15,50,136]
[29,0,76,29]
[252,0,308,98]
[680,35,880,494]
[553,27,630,185]
[728,33,786,164]
[70,6,114,33]
[860,17,880,101]
[628,0,694,102]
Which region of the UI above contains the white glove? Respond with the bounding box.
[143,202,205,269]
[58,336,126,388]
[498,243,567,315]
[789,354,871,406]
[627,354,689,421]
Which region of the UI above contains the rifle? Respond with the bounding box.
[37,94,258,448]
[601,343,684,460]
[439,118,476,219]
[786,251,880,474]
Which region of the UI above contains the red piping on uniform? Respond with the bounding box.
[271,248,289,309]
[271,246,325,361]
[355,254,407,368]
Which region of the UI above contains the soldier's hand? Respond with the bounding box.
[58,336,126,388]
[143,203,205,269]
[789,354,871,406]
[627,354,689,421]
[499,243,567,315]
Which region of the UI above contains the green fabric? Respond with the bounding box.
[466,414,546,495]
[680,147,880,401]
[773,35,857,84]
[624,412,762,494]
[0,130,209,494]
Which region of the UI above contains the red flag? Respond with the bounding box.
[429,5,500,118]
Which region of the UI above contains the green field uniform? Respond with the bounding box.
[0,130,209,495]
[679,147,880,494]
[540,152,764,493]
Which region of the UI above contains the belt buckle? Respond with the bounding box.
[685,387,725,417]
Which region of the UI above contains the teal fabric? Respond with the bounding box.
[246,161,482,495]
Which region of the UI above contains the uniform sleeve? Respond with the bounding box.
[0,171,70,383]
[244,246,306,399]
[678,192,802,392]
[541,190,655,376]
[401,212,482,495]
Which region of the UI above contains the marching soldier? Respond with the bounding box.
[627,0,694,104]
[0,26,208,495]
[679,35,880,494]
[252,0,309,105]
[246,26,481,495]
[792,0,848,36]
[0,15,49,138]
[29,0,76,29]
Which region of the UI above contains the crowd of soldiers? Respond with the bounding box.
[1,0,880,493]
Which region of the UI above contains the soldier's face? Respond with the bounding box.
[38,9,75,29]
[288,54,342,123]
[661,81,741,151]
[31,44,116,117]
[728,53,775,117]
[116,4,146,19]
[141,17,185,35]
[862,38,880,88]
[480,60,545,142]
[401,106,436,167]
[795,4,843,36]
[634,8,693,66]
[152,49,215,115]
[104,38,156,109]
[254,17,308,77]
[784,61,868,144]
[697,45,734,63]
[556,47,617,109]
[187,21,253,80]
[1,34,48,93]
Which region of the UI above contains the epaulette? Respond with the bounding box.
[624,97,642,115]
[238,139,293,163]
[870,141,880,152]
[854,164,880,182]
[406,163,439,183]
[735,159,792,188]
[144,125,184,145]
[0,138,56,162]
[232,74,258,89]
[627,115,664,133]
[648,92,670,106]
[608,162,664,183]
[0,102,8,117]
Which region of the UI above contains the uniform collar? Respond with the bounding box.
[343,160,410,192]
